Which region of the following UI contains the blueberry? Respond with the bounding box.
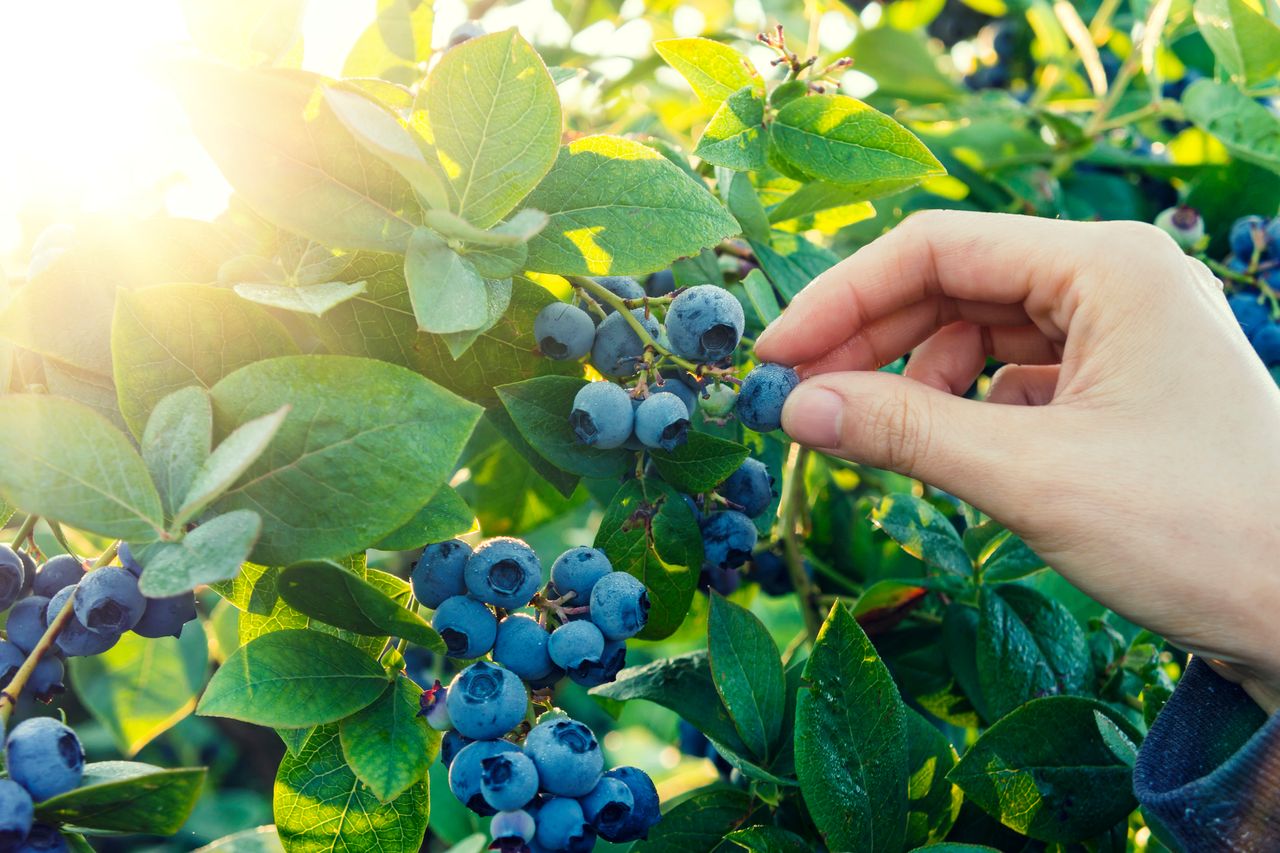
[570,382,634,449]
[534,796,593,852]
[590,309,659,377]
[600,767,661,842]
[701,511,758,570]
[446,20,485,49]
[535,303,597,360]
[1230,215,1267,260]
[1229,292,1271,337]
[481,750,540,811]
[32,556,84,599]
[47,587,120,658]
[5,717,84,801]
[446,661,528,740]
[579,276,644,318]
[6,598,48,655]
[700,565,741,596]
[653,373,697,416]
[29,657,65,702]
[449,739,520,815]
[645,269,676,298]
[0,779,32,849]
[15,825,67,853]
[665,285,745,362]
[0,641,25,691]
[718,458,774,518]
[568,638,625,689]
[493,614,555,681]
[699,383,737,418]
[465,538,542,609]
[548,620,604,673]
[589,572,649,641]
[748,551,793,596]
[1266,217,1280,258]
[549,547,612,607]
[412,540,473,609]
[524,719,603,797]
[491,808,537,848]
[677,719,710,756]
[0,547,25,612]
[580,775,634,837]
[1153,206,1203,251]
[1253,324,1280,367]
[526,665,567,691]
[431,595,497,660]
[131,592,197,639]
[16,552,34,597]
[736,363,799,432]
[634,394,690,451]
[117,543,143,578]
[419,679,452,731]
[73,567,145,635]
[440,730,473,770]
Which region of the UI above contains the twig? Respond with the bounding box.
[776,445,820,641]
[8,515,37,549]
[570,275,701,372]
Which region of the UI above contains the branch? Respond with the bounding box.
[569,275,700,372]
[776,445,821,642]
[8,515,37,549]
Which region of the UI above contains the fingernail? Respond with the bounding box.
[783,385,843,448]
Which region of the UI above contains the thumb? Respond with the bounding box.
[781,370,1044,508]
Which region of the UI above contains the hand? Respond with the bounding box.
[754,211,1280,710]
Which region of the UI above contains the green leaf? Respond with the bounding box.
[496,376,631,479]
[111,284,298,439]
[947,697,1141,842]
[404,229,491,333]
[197,629,390,728]
[425,208,549,247]
[903,708,961,848]
[726,825,813,852]
[181,0,304,67]
[278,560,445,653]
[343,0,432,84]
[209,355,481,564]
[654,38,758,105]
[591,651,751,759]
[523,135,741,276]
[979,529,1046,583]
[69,622,209,756]
[847,27,963,103]
[649,431,750,493]
[742,269,782,327]
[1183,79,1280,174]
[138,510,262,598]
[747,231,838,302]
[942,602,992,724]
[977,585,1092,719]
[695,87,767,171]
[232,280,368,316]
[795,604,908,853]
[193,826,283,852]
[141,387,213,520]
[436,276,515,358]
[871,494,971,576]
[375,486,475,551]
[594,478,703,640]
[767,181,881,225]
[771,95,944,188]
[707,594,785,761]
[34,762,206,835]
[457,418,584,534]
[1094,709,1138,767]
[276,724,428,852]
[173,406,288,527]
[1194,0,1280,84]
[340,676,440,802]
[175,64,422,251]
[0,395,164,541]
[635,787,755,853]
[425,29,562,229]
[723,170,771,243]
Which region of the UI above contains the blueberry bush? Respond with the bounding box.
[0,0,1277,850]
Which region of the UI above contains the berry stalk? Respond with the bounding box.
[8,515,37,550]
[776,445,820,642]
[568,275,700,372]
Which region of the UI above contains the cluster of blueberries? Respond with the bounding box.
[411,538,660,850]
[1224,215,1280,368]
[684,458,776,596]
[533,276,799,451]
[0,544,197,700]
[0,716,88,852]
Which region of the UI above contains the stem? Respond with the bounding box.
[570,276,701,372]
[46,521,75,560]
[8,515,36,549]
[776,445,821,642]
[0,542,118,726]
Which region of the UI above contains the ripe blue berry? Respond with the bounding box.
[1252,324,1280,366]
[0,642,25,691]
[634,393,690,451]
[0,780,33,850]
[1266,217,1280,258]
[719,458,774,518]
[570,382,634,449]
[17,825,68,852]
[412,540,472,609]
[580,276,644,318]
[534,796,593,852]
[0,547,25,612]
[701,511,758,570]
[524,719,604,797]
[590,309,659,377]
[535,303,597,360]
[419,679,452,731]
[568,638,626,689]
[440,730,472,770]
[480,750,539,812]
[73,567,145,635]
[653,373,697,416]
[589,572,649,641]
[645,269,676,297]
[449,739,520,815]
[549,547,612,606]
[47,587,120,657]
[5,717,84,801]
[493,614,555,682]
[466,538,542,609]
[736,363,799,432]
[446,661,528,740]
[548,620,605,672]
[6,597,48,655]
[131,592,197,639]
[117,543,143,578]
[580,775,635,837]
[665,285,745,362]
[29,657,64,701]
[1230,215,1266,260]
[600,766,661,842]
[432,595,497,660]
[748,551,793,596]
[701,564,741,596]
[1229,293,1270,337]
[32,556,84,599]
[16,552,34,597]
